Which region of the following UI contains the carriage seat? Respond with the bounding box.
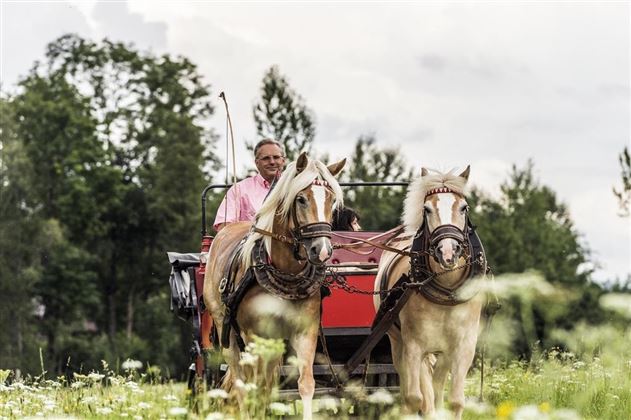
[167,252,201,320]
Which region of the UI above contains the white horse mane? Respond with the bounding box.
[402,168,469,234]
[240,158,343,267]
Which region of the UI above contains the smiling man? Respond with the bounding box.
[213,139,286,231]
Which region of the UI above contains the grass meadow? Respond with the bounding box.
[1,341,629,419]
[2,279,630,419]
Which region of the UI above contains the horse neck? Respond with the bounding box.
[269,216,307,274]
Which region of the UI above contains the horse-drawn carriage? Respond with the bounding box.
[168,183,403,392]
[168,155,493,419]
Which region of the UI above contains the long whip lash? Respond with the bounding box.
[219,92,240,222]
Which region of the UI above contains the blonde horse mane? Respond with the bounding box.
[240,158,343,267]
[402,168,469,235]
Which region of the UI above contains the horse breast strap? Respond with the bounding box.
[252,239,325,300]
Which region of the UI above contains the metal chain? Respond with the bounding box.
[322,259,482,297]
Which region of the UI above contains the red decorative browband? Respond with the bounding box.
[312,179,329,186]
[425,187,460,198]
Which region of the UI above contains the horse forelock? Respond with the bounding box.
[402,168,468,234]
[240,159,343,267]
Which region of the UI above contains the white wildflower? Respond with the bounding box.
[162,394,178,401]
[207,389,229,399]
[205,413,225,420]
[427,408,453,420]
[43,400,56,411]
[133,416,143,420]
[168,407,187,416]
[109,376,123,386]
[239,352,258,367]
[70,381,85,389]
[96,407,114,415]
[550,408,581,420]
[269,402,292,415]
[234,379,257,392]
[465,398,491,414]
[81,396,98,405]
[138,402,152,409]
[88,373,105,382]
[513,405,545,420]
[122,359,143,371]
[366,388,394,405]
[318,397,340,411]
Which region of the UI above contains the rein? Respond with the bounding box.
[332,225,413,257]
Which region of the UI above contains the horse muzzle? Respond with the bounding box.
[294,222,333,266]
[429,224,466,270]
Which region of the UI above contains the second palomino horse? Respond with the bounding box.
[374,166,487,419]
[203,153,345,420]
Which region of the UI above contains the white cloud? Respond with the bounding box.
[2,1,629,281]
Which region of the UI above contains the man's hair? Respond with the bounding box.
[254,138,285,158]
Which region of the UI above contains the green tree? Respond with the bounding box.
[613,146,630,217]
[252,65,316,161]
[0,96,46,372]
[470,160,590,285]
[341,135,412,230]
[469,161,593,357]
[4,34,217,376]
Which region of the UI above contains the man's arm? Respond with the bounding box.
[213,185,240,232]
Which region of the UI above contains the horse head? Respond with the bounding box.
[244,152,346,270]
[291,152,346,265]
[404,166,471,271]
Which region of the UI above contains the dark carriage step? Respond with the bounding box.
[280,363,397,377]
[276,385,400,400]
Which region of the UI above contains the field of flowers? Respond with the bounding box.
[1,344,629,420]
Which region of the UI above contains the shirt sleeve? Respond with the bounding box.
[213,185,241,230]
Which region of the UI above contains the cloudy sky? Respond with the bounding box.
[1,1,629,283]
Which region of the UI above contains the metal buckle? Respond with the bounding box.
[218,277,228,293]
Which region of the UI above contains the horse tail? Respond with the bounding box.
[420,353,437,413]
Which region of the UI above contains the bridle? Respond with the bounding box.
[408,187,485,305]
[252,178,334,264]
[422,187,469,265]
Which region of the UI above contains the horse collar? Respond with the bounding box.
[252,239,325,300]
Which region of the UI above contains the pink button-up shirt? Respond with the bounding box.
[213,174,271,230]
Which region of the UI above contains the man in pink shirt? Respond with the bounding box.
[213,139,286,231]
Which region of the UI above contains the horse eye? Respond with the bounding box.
[296,195,307,205]
[460,204,470,213]
[423,205,432,214]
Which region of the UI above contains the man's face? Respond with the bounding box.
[255,143,285,182]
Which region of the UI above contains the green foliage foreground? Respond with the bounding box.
[2,323,629,419]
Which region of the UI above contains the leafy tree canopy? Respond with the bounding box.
[252,65,315,161]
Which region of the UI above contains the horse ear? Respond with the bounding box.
[421,167,429,176]
[296,152,308,173]
[327,158,346,177]
[458,165,470,180]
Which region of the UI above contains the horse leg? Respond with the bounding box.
[432,355,449,410]
[448,346,476,420]
[419,353,435,415]
[399,340,423,414]
[291,330,318,420]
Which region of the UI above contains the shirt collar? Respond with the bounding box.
[255,173,271,188]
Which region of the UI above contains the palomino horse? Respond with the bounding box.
[203,153,345,419]
[373,166,486,419]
